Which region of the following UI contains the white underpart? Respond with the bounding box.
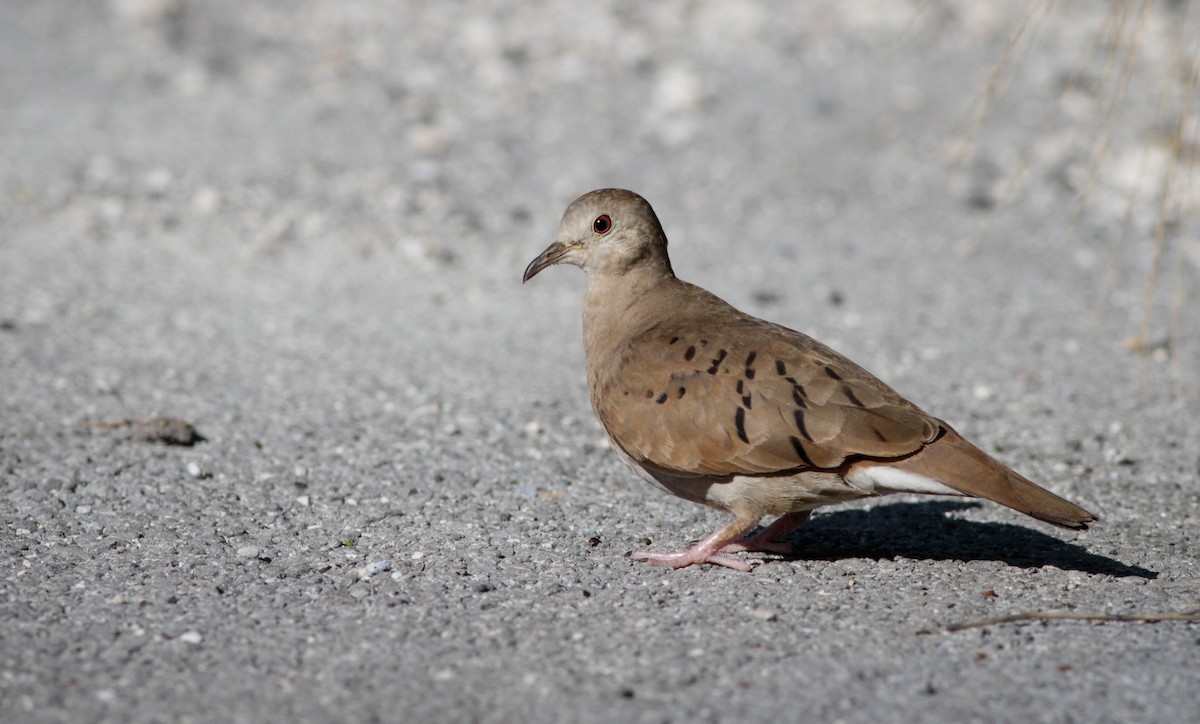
[845,466,964,497]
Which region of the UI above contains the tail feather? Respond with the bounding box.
[878,426,1098,529]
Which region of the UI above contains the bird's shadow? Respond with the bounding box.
[779,501,1156,579]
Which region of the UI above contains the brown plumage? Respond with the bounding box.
[523,188,1097,571]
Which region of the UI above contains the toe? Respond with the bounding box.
[632,549,754,572]
[707,554,755,572]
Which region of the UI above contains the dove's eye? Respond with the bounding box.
[593,215,612,234]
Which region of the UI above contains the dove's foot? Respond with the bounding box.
[632,518,757,571]
[632,511,812,571]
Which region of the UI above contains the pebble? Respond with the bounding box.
[407,124,450,154]
[749,607,779,621]
[191,187,220,214]
[111,0,179,23]
[178,630,203,645]
[237,545,260,559]
[363,560,391,576]
[143,167,172,196]
[653,64,704,115]
[353,560,392,579]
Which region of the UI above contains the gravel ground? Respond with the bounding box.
[2,2,1199,723]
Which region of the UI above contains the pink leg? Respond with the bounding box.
[633,517,760,572]
[720,511,812,554]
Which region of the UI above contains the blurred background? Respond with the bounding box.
[3,1,1196,411]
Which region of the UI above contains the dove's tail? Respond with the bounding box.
[846,425,1098,529]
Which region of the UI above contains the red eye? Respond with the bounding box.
[592,215,612,234]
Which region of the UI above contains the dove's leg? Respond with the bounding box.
[720,510,812,554]
[632,516,760,572]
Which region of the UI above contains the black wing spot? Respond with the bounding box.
[669,336,680,345]
[707,349,728,375]
[824,365,842,380]
[794,410,813,442]
[656,393,668,404]
[745,368,756,380]
[745,351,757,367]
[775,360,787,375]
[792,385,808,409]
[736,380,744,394]
[677,387,687,398]
[684,346,696,361]
[789,436,816,467]
[734,407,749,443]
[645,390,654,399]
[843,385,865,408]
[742,394,752,409]
[700,339,709,348]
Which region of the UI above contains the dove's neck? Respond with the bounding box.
[582,265,678,393]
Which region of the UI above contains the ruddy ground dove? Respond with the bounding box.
[523,188,1096,572]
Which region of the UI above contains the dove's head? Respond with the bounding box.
[523,188,674,282]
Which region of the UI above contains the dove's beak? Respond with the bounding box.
[522,241,570,283]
